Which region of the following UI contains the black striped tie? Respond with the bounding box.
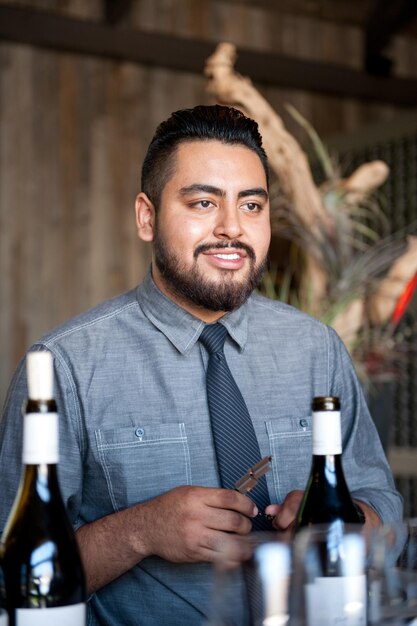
[199,323,272,530]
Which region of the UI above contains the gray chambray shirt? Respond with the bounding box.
[0,268,403,625]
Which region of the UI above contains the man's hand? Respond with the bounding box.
[263,492,382,530]
[264,490,304,530]
[137,485,258,564]
[354,500,381,528]
[77,485,257,593]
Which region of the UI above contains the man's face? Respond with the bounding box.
[138,140,271,321]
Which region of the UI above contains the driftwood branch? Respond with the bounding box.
[368,236,417,325]
[340,161,389,204]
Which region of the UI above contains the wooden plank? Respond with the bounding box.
[0,4,417,105]
[214,0,373,27]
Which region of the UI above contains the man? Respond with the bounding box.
[0,105,402,625]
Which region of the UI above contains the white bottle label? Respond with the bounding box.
[16,603,85,625]
[0,609,7,626]
[312,410,342,455]
[305,575,366,626]
[22,413,59,465]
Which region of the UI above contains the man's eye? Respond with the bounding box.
[243,202,261,212]
[192,199,213,209]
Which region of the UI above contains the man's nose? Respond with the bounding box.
[213,205,243,239]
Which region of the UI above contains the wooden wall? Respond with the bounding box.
[1,0,417,407]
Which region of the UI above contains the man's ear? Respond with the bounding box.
[135,192,155,242]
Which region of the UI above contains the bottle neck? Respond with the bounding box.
[22,462,59,481]
[26,398,57,413]
[311,453,344,473]
[19,462,60,505]
[310,454,348,491]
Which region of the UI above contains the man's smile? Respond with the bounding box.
[200,246,249,270]
[212,252,241,260]
[195,240,255,261]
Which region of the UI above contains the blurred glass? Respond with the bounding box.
[290,522,367,626]
[206,531,292,626]
[368,518,417,625]
[206,519,417,626]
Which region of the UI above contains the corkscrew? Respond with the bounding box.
[234,455,272,494]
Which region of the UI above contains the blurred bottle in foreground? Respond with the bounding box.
[0,351,86,626]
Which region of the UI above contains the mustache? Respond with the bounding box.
[194,241,256,261]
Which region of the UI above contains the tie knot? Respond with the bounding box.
[199,323,228,354]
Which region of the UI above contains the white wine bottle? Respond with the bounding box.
[0,351,86,626]
[295,396,364,529]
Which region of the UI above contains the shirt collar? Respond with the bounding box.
[136,267,249,354]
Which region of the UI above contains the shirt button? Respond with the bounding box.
[135,427,144,439]
[300,419,308,429]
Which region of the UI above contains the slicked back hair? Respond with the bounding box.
[141,105,269,209]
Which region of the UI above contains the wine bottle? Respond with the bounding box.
[293,396,366,626]
[0,351,86,626]
[295,396,364,529]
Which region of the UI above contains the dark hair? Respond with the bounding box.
[141,105,269,209]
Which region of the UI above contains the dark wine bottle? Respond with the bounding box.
[0,351,86,626]
[295,396,364,529]
[293,397,367,626]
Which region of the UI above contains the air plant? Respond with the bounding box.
[267,107,417,386]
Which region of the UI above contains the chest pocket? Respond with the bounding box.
[95,423,191,512]
[266,416,312,502]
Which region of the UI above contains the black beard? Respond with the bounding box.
[153,233,267,312]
